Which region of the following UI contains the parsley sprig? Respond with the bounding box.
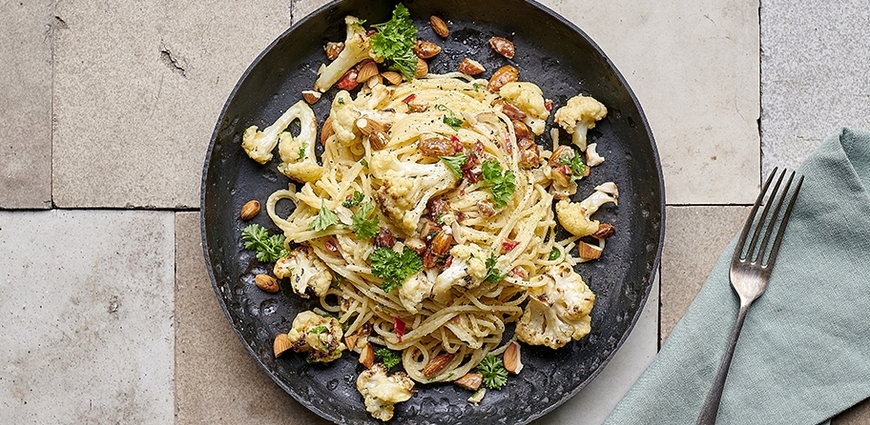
[351,202,380,239]
[309,201,339,232]
[476,355,508,390]
[241,224,289,263]
[375,348,402,370]
[484,253,506,284]
[440,152,468,179]
[369,247,423,293]
[558,149,586,181]
[481,160,517,209]
[435,104,464,130]
[371,4,418,80]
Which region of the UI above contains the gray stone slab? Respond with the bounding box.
[761,0,870,175]
[174,212,329,425]
[541,0,761,205]
[0,210,174,423]
[51,1,290,208]
[0,0,53,209]
[659,206,749,343]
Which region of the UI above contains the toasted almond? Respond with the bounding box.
[503,341,524,374]
[381,71,403,85]
[488,65,519,92]
[429,229,454,256]
[415,57,429,79]
[430,15,449,38]
[366,73,383,88]
[592,223,615,239]
[359,342,375,369]
[356,59,379,82]
[240,199,260,220]
[414,40,442,59]
[458,58,485,76]
[273,333,292,357]
[321,115,334,145]
[454,372,483,391]
[356,117,390,150]
[301,90,321,105]
[422,353,454,378]
[489,36,516,59]
[345,333,359,352]
[255,274,279,293]
[578,241,603,260]
[324,41,344,60]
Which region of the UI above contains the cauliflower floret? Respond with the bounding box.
[431,258,472,301]
[553,94,607,151]
[314,16,377,92]
[284,310,346,363]
[330,90,361,146]
[242,102,311,164]
[370,151,458,234]
[586,143,605,167]
[498,82,549,135]
[274,245,333,299]
[273,101,324,183]
[356,363,415,422]
[515,263,596,349]
[555,182,618,238]
[448,244,488,282]
[398,271,433,314]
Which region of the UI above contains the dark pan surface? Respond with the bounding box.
[201,0,664,423]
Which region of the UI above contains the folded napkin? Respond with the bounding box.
[603,128,870,425]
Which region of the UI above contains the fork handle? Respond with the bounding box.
[696,303,751,425]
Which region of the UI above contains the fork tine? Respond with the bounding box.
[744,170,787,263]
[733,168,778,264]
[754,170,795,265]
[764,173,803,269]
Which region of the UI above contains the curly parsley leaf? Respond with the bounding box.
[558,149,586,181]
[342,190,365,208]
[371,4,418,80]
[481,160,517,209]
[351,202,380,240]
[375,348,402,370]
[484,253,506,284]
[369,247,423,293]
[476,355,508,390]
[309,201,339,232]
[309,325,328,335]
[440,152,468,179]
[241,224,289,263]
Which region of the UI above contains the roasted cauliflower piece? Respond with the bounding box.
[356,363,415,421]
[329,90,362,146]
[242,101,311,164]
[275,101,324,183]
[515,263,595,349]
[284,310,346,363]
[314,16,377,92]
[369,151,458,234]
[498,82,550,135]
[555,182,618,238]
[274,245,333,299]
[398,271,434,314]
[553,94,607,151]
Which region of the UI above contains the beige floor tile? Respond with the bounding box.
[174,212,330,425]
[660,205,750,343]
[0,0,53,209]
[52,1,291,208]
[540,0,760,205]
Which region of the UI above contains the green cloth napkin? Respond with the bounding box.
[603,128,870,425]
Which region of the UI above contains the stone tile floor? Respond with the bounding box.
[2,0,870,423]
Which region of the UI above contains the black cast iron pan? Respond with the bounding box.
[201,0,664,423]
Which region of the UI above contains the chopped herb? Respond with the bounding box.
[297,141,308,160]
[435,104,464,130]
[371,4,418,80]
[549,247,561,261]
[309,201,340,232]
[337,97,345,105]
[559,149,586,181]
[351,202,380,239]
[481,160,517,209]
[369,247,423,293]
[360,158,369,168]
[375,348,402,369]
[309,325,328,335]
[241,224,289,263]
[484,253,506,284]
[342,190,365,208]
[476,355,508,390]
[472,82,481,92]
[440,152,468,179]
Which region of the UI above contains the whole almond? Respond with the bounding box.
[321,115,334,145]
[381,71,403,85]
[592,223,616,239]
[503,341,524,374]
[429,229,454,256]
[356,59,379,82]
[415,57,429,79]
[273,333,292,357]
[240,199,261,220]
[454,372,483,391]
[422,353,454,378]
[458,58,486,76]
[324,41,345,60]
[489,36,516,59]
[301,90,321,105]
[414,40,442,59]
[430,15,449,38]
[255,274,279,293]
[488,65,519,92]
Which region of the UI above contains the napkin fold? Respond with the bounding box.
[603,128,870,425]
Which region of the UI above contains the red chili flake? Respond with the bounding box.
[455,211,465,222]
[324,239,338,252]
[401,93,417,103]
[450,135,464,152]
[444,256,454,268]
[545,99,553,111]
[501,239,519,253]
[509,266,528,279]
[393,317,406,343]
[336,68,359,91]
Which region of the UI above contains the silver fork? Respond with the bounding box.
[696,168,804,425]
